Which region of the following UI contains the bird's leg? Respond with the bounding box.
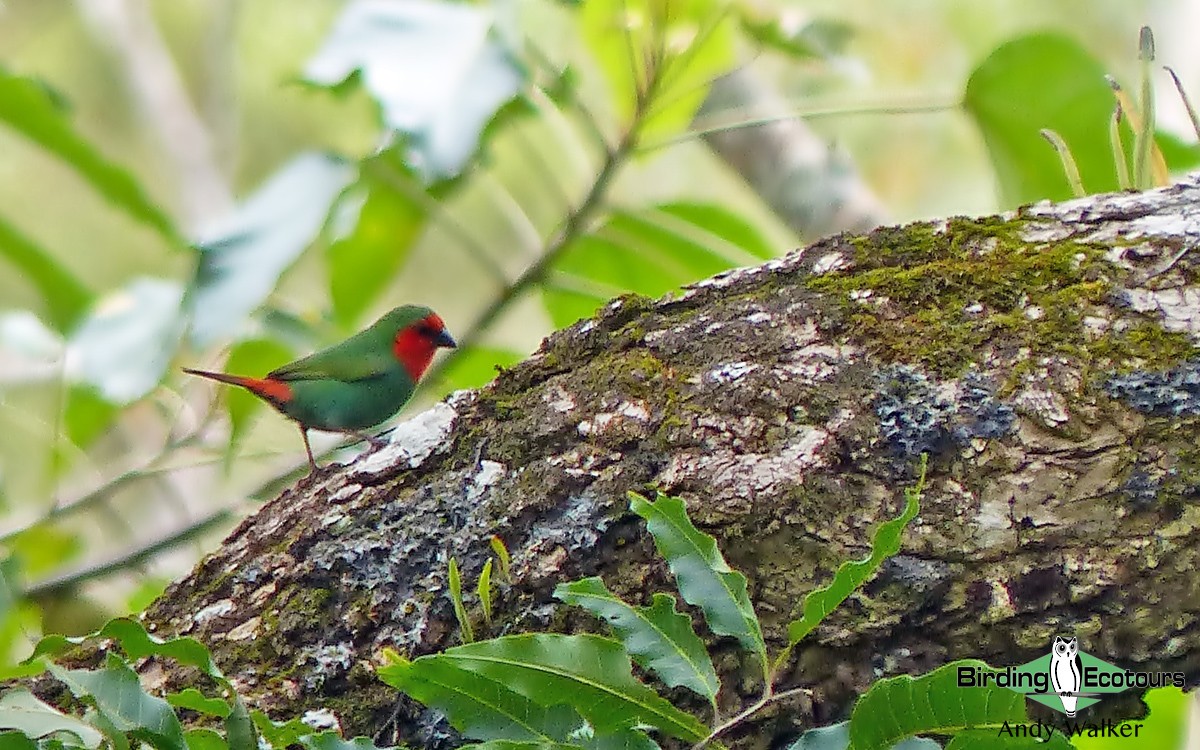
[300,428,318,474]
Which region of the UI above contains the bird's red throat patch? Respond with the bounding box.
[393,314,443,381]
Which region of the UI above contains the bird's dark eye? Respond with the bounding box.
[419,325,437,338]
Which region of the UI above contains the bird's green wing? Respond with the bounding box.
[268,331,395,382]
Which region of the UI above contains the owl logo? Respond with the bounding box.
[1050,636,1082,716]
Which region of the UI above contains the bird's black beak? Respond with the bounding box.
[436,329,457,349]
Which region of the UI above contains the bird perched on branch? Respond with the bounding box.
[185,305,456,473]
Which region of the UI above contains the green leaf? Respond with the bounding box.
[786,457,925,645]
[655,202,777,261]
[166,689,230,719]
[554,578,718,705]
[478,558,494,626]
[448,557,474,644]
[327,159,426,327]
[580,0,736,139]
[738,14,852,60]
[0,688,104,748]
[964,33,1118,206]
[847,661,1028,750]
[224,693,256,750]
[61,386,118,453]
[1072,686,1187,750]
[30,618,226,685]
[184,728,228,750]
[0,68,180,245]
[66,277,185,404]
[219,338,295,450]
[384,634,707,742]
[0,215,91,332]
[787,723,940,750]
[305,0,526,182]
[252,711,314,749]
[943,730,1072,749]
[459,743,583,750]
[380,655,587,743]
[0,730,38,750]
[300,732,397,750]
[8,525,82,578]
[47,653,186,750]
[1155,130,1200,173]
[188,153,354,346]
[629,493,765,668]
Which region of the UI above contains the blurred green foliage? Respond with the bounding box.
[0,0,1193,704]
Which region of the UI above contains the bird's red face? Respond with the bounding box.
[392,313,457,381]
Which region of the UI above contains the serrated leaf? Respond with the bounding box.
[327,159,426,327]
[47,653,186,750]
[581,0,736,139]
[629,493,765,667]
[964,34,1117,206]
[0,67,180,245]
[787,459,924,645]
[252,710,316,749]
[166,688,230,719]
[0,688,104,748]
[554,578,718,705]
[379,655,588,743]
[847,661,1027,750]
[385,634,707,741]
[66,278,184,404]
[29,618,225,685]
[188,152,354,346]
[305,0,526,182]
[0,215,91,332]
[218,338,295,451]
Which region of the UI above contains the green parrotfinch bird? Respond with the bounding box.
[184,305,456,473]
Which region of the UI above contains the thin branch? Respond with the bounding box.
[26,509,233,597]
[691,686,812,750]
[642,97,960,153]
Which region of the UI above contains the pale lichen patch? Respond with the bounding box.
[225,615,261,641]
[357,402,457,475]
[577,401,651,437]
[194,599,234,624]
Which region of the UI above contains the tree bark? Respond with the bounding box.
[127,178,1200,745]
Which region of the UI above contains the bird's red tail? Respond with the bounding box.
[183,368,293,403]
